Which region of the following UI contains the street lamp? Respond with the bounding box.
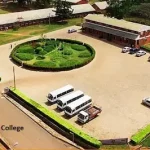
[13,66,16,89]
[70,132,74,143]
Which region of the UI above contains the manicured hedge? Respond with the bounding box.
[33,61,57,68]
[10,38,95,71]
[17,45,35,54]
[44,45,55,52]
[78,51,91,57]
[131,124,150,144]
[15,53,34,61]
[36,56,45,60]
[63,49,73,55]
[71,44,86,51]
[9,87,101,148]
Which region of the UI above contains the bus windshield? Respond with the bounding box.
[65,107,71,113]
[48,94,53,100]
[57,100,63,107]
[78,113,85,120]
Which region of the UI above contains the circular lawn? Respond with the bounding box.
[10,38,95,71]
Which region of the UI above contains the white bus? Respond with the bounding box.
[57,90,84,109]
[64,95,92,116]
[47,85,74,102]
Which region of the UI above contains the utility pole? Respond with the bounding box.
[49,13,51,25]
[13,66,16,89]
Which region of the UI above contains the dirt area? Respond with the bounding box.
[0,26,150,140]
[0,96,77,150]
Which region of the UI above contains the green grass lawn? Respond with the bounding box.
[141,43,150,51]
[0,18,83,46]
[140,135,150,147]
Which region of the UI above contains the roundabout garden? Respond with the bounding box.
[10,38,95,71]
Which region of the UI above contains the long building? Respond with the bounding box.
[82,14,150,48]
[0,4,95,30]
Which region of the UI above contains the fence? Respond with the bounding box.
[101,138,128,145]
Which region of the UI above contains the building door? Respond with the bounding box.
[107,33,112,41]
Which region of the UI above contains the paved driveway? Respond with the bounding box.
[0,26,150,140]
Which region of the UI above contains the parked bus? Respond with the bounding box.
[57,90,84,110]
[64,95,92,116]
[47,85,74,103]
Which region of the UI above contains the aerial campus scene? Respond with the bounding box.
[1,0,150,150]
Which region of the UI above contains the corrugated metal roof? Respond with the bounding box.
[0,4,95,25]
[94,1,109,10]
[0,8,56,25]
[72,4,95,14]
[84,14,150,32]
[83,22,139,40]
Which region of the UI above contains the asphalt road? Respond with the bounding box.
[0,96,77,150]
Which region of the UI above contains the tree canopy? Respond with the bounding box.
[53,0,73,21]
[106,0,150,19]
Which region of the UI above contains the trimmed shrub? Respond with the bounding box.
[63,49,73,55]
[36,56,45,60]
[78,51,91,57]
[9,87,102,148]
[60,59,78,68]
[35,47,43,54]
[45,39,57,46]
[39,50,47,55]
[71,44,86,51]
[33,61,57,68]
[44,45,55,52]
[131,124,150,145]
[15,53,34,61]
[17,45,35,54]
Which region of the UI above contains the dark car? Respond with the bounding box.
[129,48,139,54]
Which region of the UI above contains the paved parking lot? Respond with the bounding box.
[0,26,150,140]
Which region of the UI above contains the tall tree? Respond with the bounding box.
[53,0,73,21]
[106,0,150,19]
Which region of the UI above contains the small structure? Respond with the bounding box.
[62,0,88,5]
[82,14,150,48]
[92,1,109,14]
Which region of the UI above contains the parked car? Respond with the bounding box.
[122,46,131,53]
[68,29,77,33]
[142,97,150,107]
[136,50,146,57]
[129,48,139,54]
